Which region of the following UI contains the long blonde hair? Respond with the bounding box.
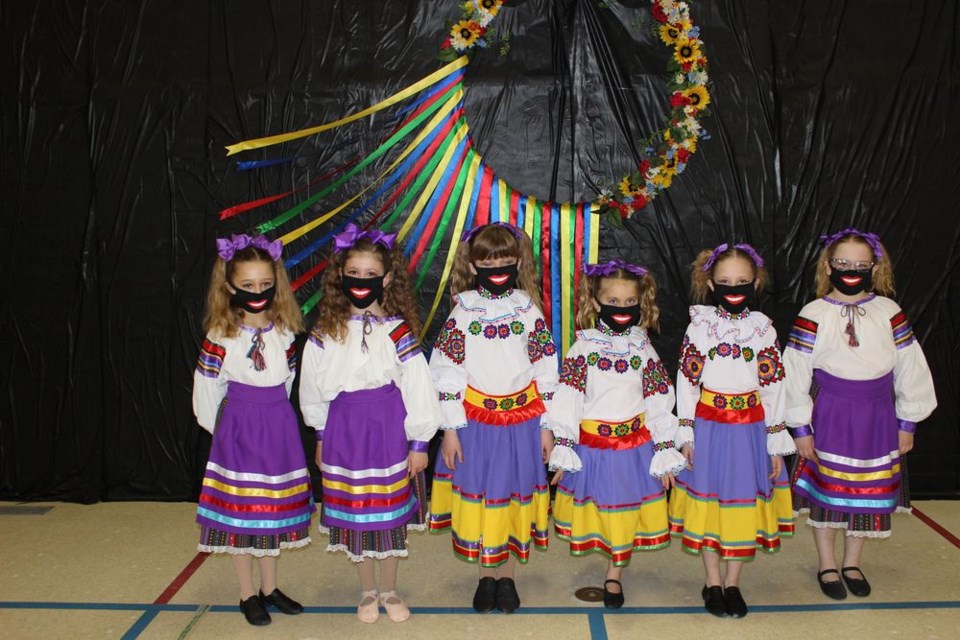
[576,271,660,332]
[449,224,542,310]
[314,240,422,342]
[202,247,303,338]
[690,246,769,303]
[814,234,895,297]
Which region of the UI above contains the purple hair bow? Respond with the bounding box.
[583,260,649,277]
[216,234,283,262]
[332,223,397,253]
[701,242,765,272]
[461,221,526,243]
[820,228,883,259]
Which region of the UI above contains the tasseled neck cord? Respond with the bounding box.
[360,311,373,354]
[840,303,867,347]
[246,328,267,370]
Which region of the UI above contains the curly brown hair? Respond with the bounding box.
[314,240,422,342]
[202,247,304,339]
[449,224,542,309]
[814,234,895,297]
[690,246,769,303]
[576,271,660,332]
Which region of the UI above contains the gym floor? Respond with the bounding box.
[1,500,958,639]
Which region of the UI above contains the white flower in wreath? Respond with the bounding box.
[687,70,708,85]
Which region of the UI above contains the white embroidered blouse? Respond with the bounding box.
[675,305,796,456]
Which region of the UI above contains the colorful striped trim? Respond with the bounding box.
[786,316,818,354]
[389,321,423,362]
[197,507,313,530]
[890,311,916,349]
[196,339,226,378]
[308,328,324,348]
[285,343,298,373]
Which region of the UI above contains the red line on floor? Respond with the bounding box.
[154,552,211,604]
[912,506,960,550]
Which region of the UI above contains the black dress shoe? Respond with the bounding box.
[701,585,726,617]
[603,579,625,609]
[841,567,871,597]
[724,586,748,618]
[473,577,497,613]
[817,569,848,600]
[260,588,304,614]
[240,594,271,626]
[495,577,521,613]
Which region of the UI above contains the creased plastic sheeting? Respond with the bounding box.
[0,0,956,502]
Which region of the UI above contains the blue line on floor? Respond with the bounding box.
[121,610,159,640]
[587,610,608,640]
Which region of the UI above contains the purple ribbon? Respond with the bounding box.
[332,223,397,253]
[461,221,526,243]
[820,228,884,259]
[216,234,283,261]
[700,242,765,272]
[582,260,648,277]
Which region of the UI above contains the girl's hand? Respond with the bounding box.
[660,473,676,491]
[551,470,565,486]
[681,444,694,469]
[769,455,783,480]
[898,431,915,455]
[314,443,323,471]
[794,435,818,463]
[541,429,555,464]
[407,451,428,478]
[441,430,464,470]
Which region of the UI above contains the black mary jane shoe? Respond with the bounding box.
[602,579,625,610]
[260,588,304,615]
[473,577,498,613]
[495,577,521,613]
[701,585,726,618]
[841,566,872,597]
[817,569,848,600]
[723,586,748,618]
[240,594,271,626]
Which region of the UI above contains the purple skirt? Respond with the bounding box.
[792,370,906,518]
[320,384,423,534]
[558,444,665,512]
[197,382,314,549]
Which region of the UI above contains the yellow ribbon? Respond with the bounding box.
[588,204,600,263]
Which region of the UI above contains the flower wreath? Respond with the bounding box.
[438,0,710,222]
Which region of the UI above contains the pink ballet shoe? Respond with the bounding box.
[357,590,379,623]
[378,590,410,622]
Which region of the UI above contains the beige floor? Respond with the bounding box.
[0,501,958,639]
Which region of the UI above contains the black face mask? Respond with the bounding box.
[596,302,642,334]
[474,263,518,296]
[829,268,873,296]
[341,275,385,309]
[230,285,276,314]
[712,282,755,315]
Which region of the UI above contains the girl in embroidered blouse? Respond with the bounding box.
[299,224,442,624]
[784,229,936,601]
[547,261,686,609]
[192,234,312,627]
[668,243,796,619]
[429,222,559,614]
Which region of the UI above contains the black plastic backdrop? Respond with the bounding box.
[1,0,957,502]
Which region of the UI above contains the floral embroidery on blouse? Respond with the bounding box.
[642,358,672,397]
[679,335,705,386]
[756,345,785,387]
[435,318,466,365]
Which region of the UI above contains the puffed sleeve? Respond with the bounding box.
[675,328,704,448]
[755,327,795,456]
[192,336,229,434]
[525,309,560,415]
[641,349,687,477]
[782,315,818,438]
[890,310,937,431]
[545,344,586,472]
[429,310,469,430]
[390,321,443,449]
[298,329,330,440]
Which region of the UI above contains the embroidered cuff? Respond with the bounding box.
[649,449,687,478]
[789,424,814,438]
[439,391,462,402]
[767,429,797,456]
[765,422,787,435]
[554,436,576,448]
[409,440,430,453]
[653,440,676,452]
[897,419,917,434]
[540,391,554,402]
[316,429,324,442]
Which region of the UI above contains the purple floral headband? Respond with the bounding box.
[332,223,397,253]
[820,228,883,259]
[700,242,765,272]
[461,221,526,243]
[583,260,649,278]
[216,234,283,262]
